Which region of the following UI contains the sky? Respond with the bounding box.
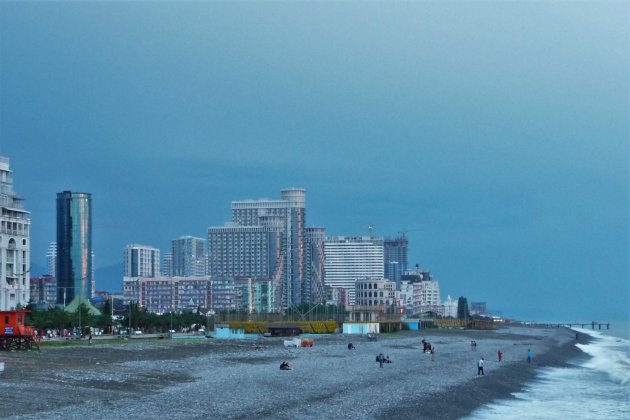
[0,1,627,322]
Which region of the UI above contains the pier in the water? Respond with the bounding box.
[542,321,610,330]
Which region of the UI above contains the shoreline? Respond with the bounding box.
[0,325,586,419]
[381,326,590,419]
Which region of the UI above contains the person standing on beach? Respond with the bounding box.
[498,350,502,362]
[527,349,532,364]
[477,357,484,375]
[431,347,436,361]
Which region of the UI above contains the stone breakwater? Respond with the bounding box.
[0,326,584,419]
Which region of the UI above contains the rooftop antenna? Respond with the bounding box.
[368,224,374,236]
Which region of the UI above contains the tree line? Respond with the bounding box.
[24,301,208,335]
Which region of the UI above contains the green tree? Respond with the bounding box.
[49,307,70,333]
[97,299,113,332]
[123,302,149,331]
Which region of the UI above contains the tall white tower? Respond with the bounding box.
[46,242,57,277]
[0,156,31,310]
[323,236,384,305]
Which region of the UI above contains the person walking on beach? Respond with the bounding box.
[378,353,384,368]
[477,357,485,375]
[527,349,532,364]
[498,350,502,362]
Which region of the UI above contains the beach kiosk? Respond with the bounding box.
[0,310,39,350]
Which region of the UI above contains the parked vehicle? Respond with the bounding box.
[283,338,301,348]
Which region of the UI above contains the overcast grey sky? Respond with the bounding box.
[1,1,627,321]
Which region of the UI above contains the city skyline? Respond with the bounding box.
[0,2,627,321]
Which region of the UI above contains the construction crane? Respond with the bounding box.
[398,228,420,238]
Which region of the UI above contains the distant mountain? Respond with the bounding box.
[30,262,47,277]
[95,263,124,293]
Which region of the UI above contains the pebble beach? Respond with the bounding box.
[0,325,585,419]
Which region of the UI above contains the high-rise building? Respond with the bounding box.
[46,242,57,277]
[403,267,441,313]
[0,156,31,310]
[162,252,172,277]
[304,227,325,304]
[470,302,487,316]
[207,188,314,310]
[171,236,206,277]
[207,224,281,279]
[124,244,160,277]
[323,236,384,304]
[230,188,306,308]
[384,236,408,286]
[56,191,92,306]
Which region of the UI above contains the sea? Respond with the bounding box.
[467,322,630,420]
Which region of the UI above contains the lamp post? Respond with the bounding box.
[169,275,174,338]
[57,283,86,337]
[128,299,132,337]
[170,306,174,338]
[111,295,115,336]
[78,293,82,337]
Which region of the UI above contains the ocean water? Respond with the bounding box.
[468,323,630,420]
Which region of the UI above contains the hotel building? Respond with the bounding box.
[208,188,322,310]
[0,155,31,310]
[323,236,384,305]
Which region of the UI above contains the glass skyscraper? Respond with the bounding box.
[384,236,408,287]
[56,191,92,305]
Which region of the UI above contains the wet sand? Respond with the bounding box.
[0,326,585,419]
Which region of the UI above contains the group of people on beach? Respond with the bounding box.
[376,352,392,368]
[279,337,533,373]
